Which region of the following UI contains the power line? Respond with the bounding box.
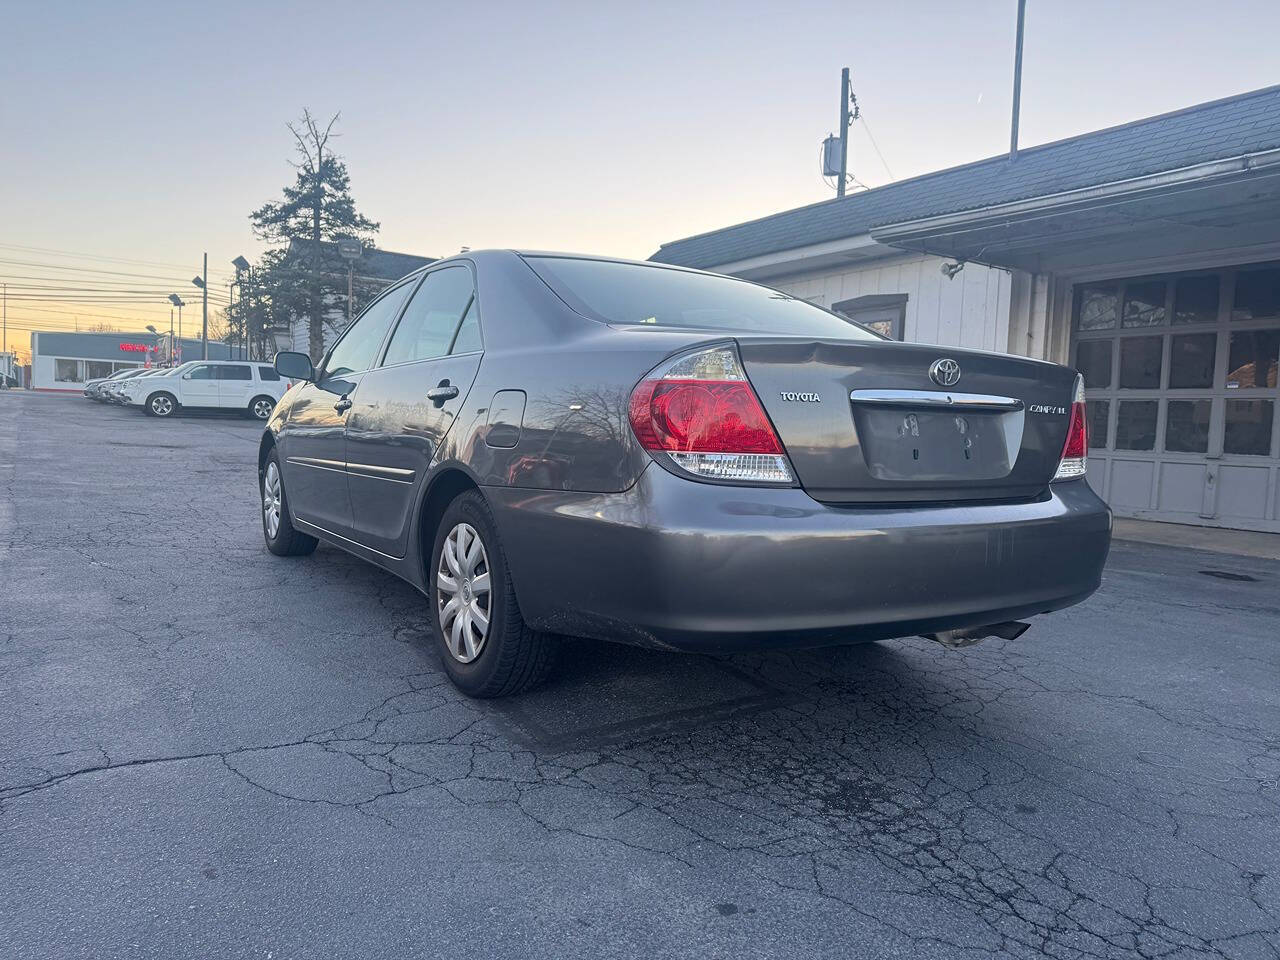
[858,114,895,181]
[0,241,237,278]
[0,257,234,284]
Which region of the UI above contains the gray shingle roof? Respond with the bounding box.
[285,239,434,281]
[651,85,1280,270]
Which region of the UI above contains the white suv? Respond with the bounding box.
[121,360,292,419]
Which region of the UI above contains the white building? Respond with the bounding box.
[652,85,1280,533]
[276,240,434,359]
[29,332,231,392]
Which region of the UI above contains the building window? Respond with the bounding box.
[1168,333,1216,389]
[1087,399,1109,449]
[86,361,113,380]
[1118,336,1162,389]
[1223,400,1275,456]
[1122,279,1167,327]
[55,359,83,382]
[1226,329,1280,389]
[1076,340,1113,389]
[1165,399,1211,454]
[1074,284,1118,330]
[1173,275,1219,324]
[1231,266,1280,321]
[1115,400,1158,450]
[831,294,906,340]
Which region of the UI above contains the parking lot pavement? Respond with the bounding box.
[1,390,1278,960]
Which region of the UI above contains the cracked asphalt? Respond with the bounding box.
[1,390,1278,960]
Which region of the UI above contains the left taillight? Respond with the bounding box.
[1052,374,1087,481]
[628,344,794,484]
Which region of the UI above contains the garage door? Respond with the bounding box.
[1073,262,1280,533]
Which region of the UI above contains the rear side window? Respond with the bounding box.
[525,256,879,340]
[217,365,252,380]
[258,366,281,381]
[450,300,483,354]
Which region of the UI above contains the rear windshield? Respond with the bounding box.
[525,256,879,340]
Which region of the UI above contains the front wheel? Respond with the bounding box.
[261,451,318,557]
[429,490,558,697]
[145,392,177,417]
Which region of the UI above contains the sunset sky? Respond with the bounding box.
[4,0,1279,356]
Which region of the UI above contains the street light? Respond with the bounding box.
[191,265,209,361]
[167,294,185,361]
[232,256,251,360]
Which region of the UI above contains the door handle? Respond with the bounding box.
[334,397,352,414]
[427,381,459,406]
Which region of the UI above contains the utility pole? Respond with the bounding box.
[1010,0,1027,160]
[837,67,851,198]
[201,252,209,360]
[2,282,7,389]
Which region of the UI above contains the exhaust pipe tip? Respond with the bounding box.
[922,620,1031,649]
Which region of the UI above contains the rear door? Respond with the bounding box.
[180,363,220,407]
[346,264,483,556]
[737,338,1078,504]
[216,363,255,409]
[281,280,414,536]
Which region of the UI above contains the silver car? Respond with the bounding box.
[261,252,1111,697]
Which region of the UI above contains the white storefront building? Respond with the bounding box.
[29,331,231,392]
[652,86,1280,533]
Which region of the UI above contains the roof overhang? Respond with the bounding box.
[869,149,1280,275]
[705,232,889,281]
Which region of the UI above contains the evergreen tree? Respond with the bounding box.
[250,111,378,361]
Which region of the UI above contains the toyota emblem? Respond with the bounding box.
[929,358,961,387]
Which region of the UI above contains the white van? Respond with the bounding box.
[120,360,292,419]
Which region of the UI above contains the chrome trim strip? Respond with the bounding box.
[286,456,347,475]
[346,461,416,483]
[849,389,1024,412]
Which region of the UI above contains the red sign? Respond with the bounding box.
[119,343,149,352]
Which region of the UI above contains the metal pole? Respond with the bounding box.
[837,67,850,198]
[2,282,7,388]
[1010,0,1026,160]
[169,308,174,366]
[201,252,209,360]
[347,264,354,322]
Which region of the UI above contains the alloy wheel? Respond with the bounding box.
[151,396,173,416]
[263,461,282,539]
[253,398,274,420]
[436,522,491,663]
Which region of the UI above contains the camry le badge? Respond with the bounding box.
[929,358,961,387]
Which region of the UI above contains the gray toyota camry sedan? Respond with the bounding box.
[261,251,1111,697]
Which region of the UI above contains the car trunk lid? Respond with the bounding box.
[735,337,1078,504]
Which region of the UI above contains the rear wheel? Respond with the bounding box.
[429,490,557,697]
[261,451,318,557]
[249,395,275,420]
[145,392,177,417]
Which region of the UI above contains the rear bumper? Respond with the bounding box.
[485,468,1112,651]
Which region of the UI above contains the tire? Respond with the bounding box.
[248,395,276,421]
[260,449,318,557]
[144,392,177,417]
[428,490,558,698]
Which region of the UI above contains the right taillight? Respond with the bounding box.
[628,344,794,484]
[1052,374,1087,481]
